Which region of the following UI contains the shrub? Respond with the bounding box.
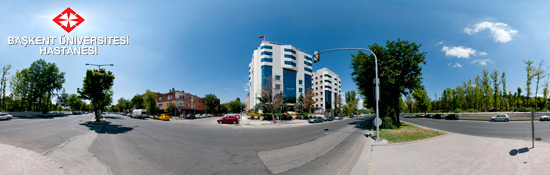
[453,108,462,113]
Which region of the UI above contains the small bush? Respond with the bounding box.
[453,108,462,113]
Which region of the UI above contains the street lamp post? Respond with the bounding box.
[85,63,114,69]
[313,48,380,142]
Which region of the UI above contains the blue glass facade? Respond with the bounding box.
[304,67,312,73]
[261,45,272,49]
[284,54,296,60]
[284,48,296,54]
[283,69,297,99]
[261,65,272,89]
[261,51,272,55]
[305,74,312,91]
[304,61,312,67]
[261,58,273,62]
[304,56,312,61]
[325,90,332,110]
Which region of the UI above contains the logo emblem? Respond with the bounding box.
[52,7,85,33]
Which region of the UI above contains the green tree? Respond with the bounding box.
[524,59,535,107]
[143,90,159,115]
[405,94,414,113]
[67,94,84,111]
[228,98,244,113]
[294,93,304,113]
[345,90,359,114]
[501,72,508,111]
[165,102,176,114]
[131,94,144,109]
[303,88,315,114]
[1,65,11,111]
[56,90,69,110]
[351,39,426,128]
[219,104,228,114]
[534,61,545,109]
[9,59,65,112]
[412,88,431,114]
[204,94,221,114]
[490,69,500,110]
[78,69,115,121]
[116,98,130,112]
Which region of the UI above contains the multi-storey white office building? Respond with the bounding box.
[312,68,341,114]
[248,41,313,110]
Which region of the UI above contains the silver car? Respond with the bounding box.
[540,114,550,121]
[490,114,509,122]
[0,113,13,120]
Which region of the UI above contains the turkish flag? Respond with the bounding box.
[258,36,265,39]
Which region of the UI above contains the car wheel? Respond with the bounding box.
[233,121,236,124]
[490,119,494,122]
[506,119,509,122]
[218,121,222,124]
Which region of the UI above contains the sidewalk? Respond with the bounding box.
[352,127,550,175]
[0,143,65,175]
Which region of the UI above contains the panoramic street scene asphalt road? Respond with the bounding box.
[401,116,550,143]
[0,114,371,175]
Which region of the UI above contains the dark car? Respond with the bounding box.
[424,114,433,118]
[445,114,459,120]
[185,114,197,119]
[433,114,444,119]
[217,115,239,124]
[416,114,425,118]
[326,116,335,121]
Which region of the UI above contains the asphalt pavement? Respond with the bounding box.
[401,116,550,143]
[0,114,368,175]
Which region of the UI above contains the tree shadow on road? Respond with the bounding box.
[347,117,374,131]
[79,122,133,134]
[103,116,123,120]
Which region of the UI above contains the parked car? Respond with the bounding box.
[433,114,444,119]
[158,114,170,121]
[335,116,343,120]
[491,114,509,122]
[217,115,239,124]
[132,109,148,119]
[326,116,335,121]
[424,114,433,118]
[540,114,550,121]
[0,113,13,120]
[445,114,459,120]
[308,117,324,123]
[185,114,197,119]
[416,114,425,118]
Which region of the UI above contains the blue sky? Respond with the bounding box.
[1,0,549,105]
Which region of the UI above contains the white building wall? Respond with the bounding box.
[248,41,313,111]
[312,68,341,114]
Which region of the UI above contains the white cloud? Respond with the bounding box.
[478,51,488,56]
[448,62,452,66]
[472,58,490,66]
[437,41,444,45]
[453,62,462,68]
[464,21,518,43]
[441,46,478,58]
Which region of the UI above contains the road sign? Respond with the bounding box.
[374,117,382,127]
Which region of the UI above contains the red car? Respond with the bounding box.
[217,115,239,124]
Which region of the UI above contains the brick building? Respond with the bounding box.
[156,88,206,115]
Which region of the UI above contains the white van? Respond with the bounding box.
[132,109,148,119]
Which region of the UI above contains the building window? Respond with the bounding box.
[325,90,332,110]
[261,51,272,55]
[284,54,296,60]
[262,65,273,88]
[158,104,163,108]
[167,95,172,100]
[304,55,312,61]
[305,75,312,90]
[284,61,296,67]
[283,69,297,99]
[158,97,163,101]
[304,61,312,67]
[261,58,273,62]
[304,67,312,73]
[276,75,281,80]
[299,80,303,85]
[324,80,332,83]
[261,45,272,49]
[299,88,303,93]
[284,48,296,54]
[276,84,281,89]
[325,74,332,78]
